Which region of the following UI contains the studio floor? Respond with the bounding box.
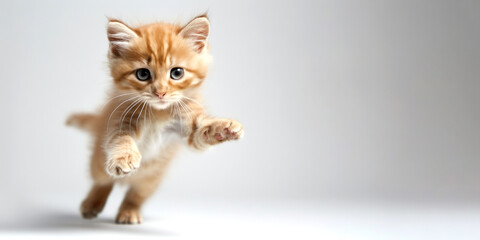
[1,195,479,240]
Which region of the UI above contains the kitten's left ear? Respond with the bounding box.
[107,19,139,56]
[179,16,210,53]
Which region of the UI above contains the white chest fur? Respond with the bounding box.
[135,120,180,162]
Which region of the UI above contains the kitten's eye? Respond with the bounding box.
[136,68,151,81]
[170,67,184,80]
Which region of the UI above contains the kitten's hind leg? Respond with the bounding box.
[115,175,161,224]
[80,183,114,219]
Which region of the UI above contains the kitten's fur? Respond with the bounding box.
[66,15,243,224]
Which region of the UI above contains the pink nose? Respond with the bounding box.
[155,92,166,99]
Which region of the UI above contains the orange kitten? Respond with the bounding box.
[66,15,243,224]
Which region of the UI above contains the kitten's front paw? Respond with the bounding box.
[105,145,141,178]
[202,119,244,145]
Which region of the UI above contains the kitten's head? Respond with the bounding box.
[107,15,211,110]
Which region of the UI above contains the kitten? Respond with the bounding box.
[66,15,243,224]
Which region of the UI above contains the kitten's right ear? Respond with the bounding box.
[179,15,210,53]
[107,19,138,56]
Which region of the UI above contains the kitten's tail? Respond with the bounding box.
[66,113,97,133]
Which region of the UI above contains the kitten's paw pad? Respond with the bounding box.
[203,120,243,144]
[116,209,143,224]
[105,148,141,177]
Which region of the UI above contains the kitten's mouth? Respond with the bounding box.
[148,97,173,110]
[157,98,171,104]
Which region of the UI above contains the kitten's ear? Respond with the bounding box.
[107,19,138,56]
[179,16,210,53]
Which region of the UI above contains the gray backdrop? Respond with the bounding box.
[0,0,479,215]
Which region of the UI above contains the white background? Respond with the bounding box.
[0,0,479,239]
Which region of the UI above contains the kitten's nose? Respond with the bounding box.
[155,92,166,99]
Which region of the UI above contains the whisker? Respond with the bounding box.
[179,104,184,134]
[144,102,149,127]
[106,92,137,102]
[107,95,141,132]
[99,92,137,112]
[149,104,154,126]
[178,100,193,123]
[174,103,183,135]
[182,96,204,109]
[179,99,194,113]
[128,99,145,132]
[136,100,148,130]
[119,98,143,132]
[177,104,185,136]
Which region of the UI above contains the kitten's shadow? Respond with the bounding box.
[0,211,176,236]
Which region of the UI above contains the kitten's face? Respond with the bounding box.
[107,16,211,110]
